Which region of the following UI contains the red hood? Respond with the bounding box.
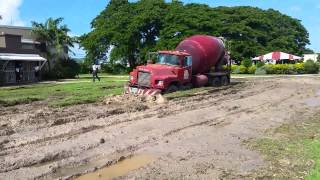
[136,64,179,78]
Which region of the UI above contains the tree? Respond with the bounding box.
[80,0,166,69]
[31,17,77,72]
[80,1,311,72]
[317,54,320,62]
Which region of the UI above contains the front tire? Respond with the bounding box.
[165,84,179,94]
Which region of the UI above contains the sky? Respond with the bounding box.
[0,0,319,58]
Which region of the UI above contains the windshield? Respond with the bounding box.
[156,54,180,66]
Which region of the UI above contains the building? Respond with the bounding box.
[0,25,46,85]
[303,54,319,62]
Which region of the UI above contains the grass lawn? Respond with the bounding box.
[0,74,128,107]
[248,114,320,179]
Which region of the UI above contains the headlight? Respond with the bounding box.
[156,80,164,86]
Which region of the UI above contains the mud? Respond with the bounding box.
[0,76,320,180]
[75,155,155,180]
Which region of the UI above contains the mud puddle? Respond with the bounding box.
[75,155,155,180]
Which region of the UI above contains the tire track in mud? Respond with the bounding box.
[162,84,295,138]
[0,79,280,177]
[1,81,257,156]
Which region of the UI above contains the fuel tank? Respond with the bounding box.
[176,35,225,74]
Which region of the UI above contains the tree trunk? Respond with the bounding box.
[128,53,136,69]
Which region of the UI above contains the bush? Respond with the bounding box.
[241,59,253,68]
[238,65,247,74]
[294,63,304,74]
[229,62,317,75]
[264,64,275,74]
[231,65,238,74]
[255,67,267,75]
[304,60,319,74]
[79,61,91,74]
[256,61,265,68]
[287,65,297,75]
[248,66,257,74]
[43,59,80,79]
[101,63,129,74]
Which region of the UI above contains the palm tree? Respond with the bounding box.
[31,17,76,71]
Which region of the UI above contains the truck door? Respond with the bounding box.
[183,56,192,83]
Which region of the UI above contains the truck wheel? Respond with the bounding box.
[165,84,179,94]
[182,83,193,90]
[221,76,230,86]
[211,77,221,87]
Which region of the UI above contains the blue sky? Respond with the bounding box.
[0,0,319,57]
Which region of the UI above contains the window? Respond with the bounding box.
[156,54,180,66]
[184,56,192,67]
[21,43,34,50]
[0,36,6,48]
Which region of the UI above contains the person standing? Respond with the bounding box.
[15,63,22,83]
[34,65,40,81]
[92,64,100,82]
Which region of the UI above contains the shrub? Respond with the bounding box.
[248,66,257,74]
[79,61,91,74]
[256,61,265,68]
[241,59,253,68]
[294,63,304,74]
[287,64,298,75]
[50,59,80,79]
[304,60,319,74]
[264,64,275,74]
[238,65,247,74]
[255,67,267,75]
[231,65,238,74]
[101,63,129,74]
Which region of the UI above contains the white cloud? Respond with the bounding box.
[0,0,25,26]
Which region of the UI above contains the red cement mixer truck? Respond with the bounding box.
[126,35,231,96]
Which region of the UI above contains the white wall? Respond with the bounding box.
[304,54,318,62]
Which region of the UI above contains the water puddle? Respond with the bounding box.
[305,98,320,107]
[75,155,155,180]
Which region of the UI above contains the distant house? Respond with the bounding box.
[0,25,46,85]
[303,54,319,62]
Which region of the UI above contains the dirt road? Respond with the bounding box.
[1,76,320,180]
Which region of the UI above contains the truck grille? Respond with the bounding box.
[138,71,151,87]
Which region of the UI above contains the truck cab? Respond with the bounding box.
[128,51,193,93]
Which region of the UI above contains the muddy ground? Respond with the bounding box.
[1,76,320,180]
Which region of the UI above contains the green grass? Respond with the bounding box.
[0,74,128,107]
[248,114,320,179]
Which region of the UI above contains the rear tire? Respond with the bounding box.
[211,77,221,87]
[165,84,179,94]
[221,76,230,86]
